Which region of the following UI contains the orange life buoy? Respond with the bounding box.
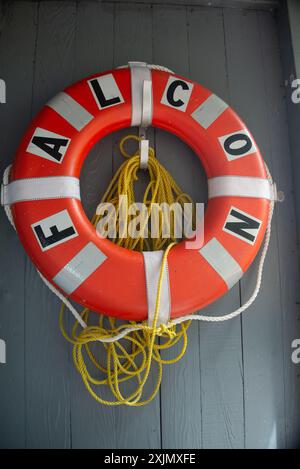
[2,63,275,321]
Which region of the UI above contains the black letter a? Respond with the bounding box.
[31,136,69,162]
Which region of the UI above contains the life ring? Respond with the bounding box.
[1,62,275,322]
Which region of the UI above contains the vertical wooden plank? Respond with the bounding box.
[70,1,117,449]
[259,10,300,448]
[188,6,245,449]
[73,0,115,221]
[25,1,77,448]
[0,1,37,449]
[224,8,286,448]
[281,1,300,246]
[278,2,300,447]
[287,0,300,77]
[152,5,203,450]
[112,3,161,449]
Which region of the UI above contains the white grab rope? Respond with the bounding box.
[147,64,174,73]
[1,162,277,343]
[118,63,175,74]
[174,199,274,325]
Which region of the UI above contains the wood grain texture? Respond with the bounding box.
[0,0,38,449]
[24,1,77,449]
[278,2,300,448]
[283,0,300,250]
[188,6,244,449]
[262,7,300,448]
[223,8,287,448]
[288,0,300,77]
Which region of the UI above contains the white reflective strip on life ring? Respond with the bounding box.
[141,80,152,127]
[129,62,153,127]
[47,92,94,131]
[1,176,80,206]
[199,237,243,289]
[142,251,171,326]
[208,176,274,200]
[53,242,107,295]
[191,94,228,129]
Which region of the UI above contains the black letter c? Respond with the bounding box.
[166,80,189,107]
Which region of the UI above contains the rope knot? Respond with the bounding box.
[155,323,177,339]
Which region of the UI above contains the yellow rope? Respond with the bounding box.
[59,134,194,406]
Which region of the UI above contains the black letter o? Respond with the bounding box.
[224,133,252,156]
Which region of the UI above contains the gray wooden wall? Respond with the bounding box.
[0,0,300,449]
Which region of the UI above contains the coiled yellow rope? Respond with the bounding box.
[59,135,195,406]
